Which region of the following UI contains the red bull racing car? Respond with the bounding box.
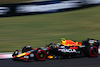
[12,38,99,61]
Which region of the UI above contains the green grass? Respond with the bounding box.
[0,0,33,4]
[0,6,100,52]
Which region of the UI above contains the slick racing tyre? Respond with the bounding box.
[86,46,98,57]
[22,46,33,53]
[34,50,47,61]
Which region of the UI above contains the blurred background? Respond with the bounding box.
[0,0,100,52]
[0,0,51,4]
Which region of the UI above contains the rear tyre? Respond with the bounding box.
[86,46,98,57]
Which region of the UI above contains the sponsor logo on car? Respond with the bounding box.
[58,49,76,53]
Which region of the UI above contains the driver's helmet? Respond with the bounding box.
[26,45,33,50]
[26,45,31,48]
[61,38,66,45]
[61,38,66,41]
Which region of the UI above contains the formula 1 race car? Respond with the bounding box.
[47,38,99,59]
[12,38,99,61]
[12,46,47,61]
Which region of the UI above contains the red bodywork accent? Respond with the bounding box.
[12,56,16,58]
[20,57,25,60]
[62,40,82,46]
[20,57,28,61]
[34,48,38,50]
[30,47,33,50]
[70,46,78,49]
[47,47,50,50]
[78,42,82,46]
[65,40,76,45]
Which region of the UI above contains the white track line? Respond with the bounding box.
[99,49,100,54]
[0,54,12,59]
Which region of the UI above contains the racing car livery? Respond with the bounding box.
[12,38,99,61]
[12,46,47,61]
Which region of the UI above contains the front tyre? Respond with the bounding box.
[34,50,47,61]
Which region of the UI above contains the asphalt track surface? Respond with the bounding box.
[0,55,100,67]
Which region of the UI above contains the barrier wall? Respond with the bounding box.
[0,0,100,17]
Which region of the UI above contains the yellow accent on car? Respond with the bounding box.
[47,55,53,59]
[61,40,66,45]
[17,52,26,57]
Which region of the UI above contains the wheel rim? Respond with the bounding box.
[91,48,98,55]
[89,46,98,57]
[36,50,47,60]
[39,53,44,58]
